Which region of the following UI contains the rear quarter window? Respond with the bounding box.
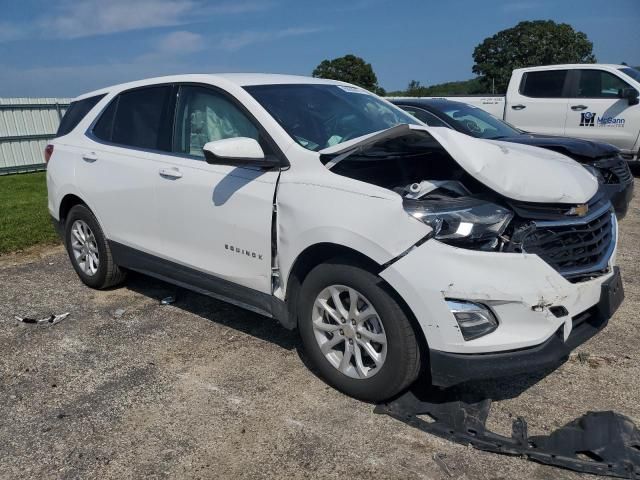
[56,94,106,137]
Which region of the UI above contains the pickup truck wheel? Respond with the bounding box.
[64,205,126,289]
[298,261,421,402]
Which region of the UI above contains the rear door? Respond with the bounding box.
[153,84,280,294]
[504,69,570,135]
[564,69,639,150]
[75,85,175,254]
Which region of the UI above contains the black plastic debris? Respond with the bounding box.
[375,390,640,479]
[15,313,70,326]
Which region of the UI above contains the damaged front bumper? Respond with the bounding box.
[430,267,623,387]
[380,228,623,387]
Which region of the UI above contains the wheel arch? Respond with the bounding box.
[282,242,429,368]
[59,193,89,224]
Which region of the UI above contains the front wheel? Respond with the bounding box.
[298,260,422,402]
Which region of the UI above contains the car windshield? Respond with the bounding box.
[437,103,521,139]
[244,84,419,151]
[619,67,640,83]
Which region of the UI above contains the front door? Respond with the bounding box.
[154,84,279,294]
[564,69,640,151]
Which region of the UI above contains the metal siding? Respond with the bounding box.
[0,98,71,174]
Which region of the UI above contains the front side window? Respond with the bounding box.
[577,70,630,98]
[57,94,105,137]
[245,84,418,151]
[173,85,259,157]
[400,106,450,127]
[520,70,568,98]
[93,85,174,151]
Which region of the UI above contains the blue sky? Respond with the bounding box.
[1,0,639,97]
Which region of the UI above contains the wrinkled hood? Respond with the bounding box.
[319,124,599,204]
[496,133,620,161]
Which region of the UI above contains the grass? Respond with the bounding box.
[0,172,60,254]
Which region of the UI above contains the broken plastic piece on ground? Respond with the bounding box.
[375,389,640,479]
[15,313,70,326]
[160,296,176,305]
[112,308,126,318]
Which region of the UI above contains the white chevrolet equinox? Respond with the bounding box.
[47,74,624,401]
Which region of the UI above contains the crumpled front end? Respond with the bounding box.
[380,212,621,386]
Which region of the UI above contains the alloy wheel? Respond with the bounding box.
[311,285,388,379]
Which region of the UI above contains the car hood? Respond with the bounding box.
[495,133,620,161]
[319,124,598,204]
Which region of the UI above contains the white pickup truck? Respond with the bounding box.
[425,64,640,161]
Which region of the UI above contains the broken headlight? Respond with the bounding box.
[403,197,513,250]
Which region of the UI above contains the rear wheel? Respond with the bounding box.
[298,260,421,402]
[64,204,126,289]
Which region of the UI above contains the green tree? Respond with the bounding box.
[312,54,385,95]
[472,20,596,93]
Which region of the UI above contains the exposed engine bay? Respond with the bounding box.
[326,132,615,283]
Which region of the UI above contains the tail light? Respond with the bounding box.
[44,144,54,163]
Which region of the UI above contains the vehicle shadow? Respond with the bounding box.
[123,271,299,351]
[123,271,564,404]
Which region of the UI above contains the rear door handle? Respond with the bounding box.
[511,104,526,110]
[159,167,183,179]
[82,152,98,162]
[571,105,588,111]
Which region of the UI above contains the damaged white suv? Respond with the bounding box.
[47,74,624,401]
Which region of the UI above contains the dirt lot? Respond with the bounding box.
[1,190,639,480]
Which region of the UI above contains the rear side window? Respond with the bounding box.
[520,70,568,98]
[92,86,174,151]
[56,94,105,137]
[577,70,630,98]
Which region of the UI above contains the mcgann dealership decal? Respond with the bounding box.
[580,112,625,128]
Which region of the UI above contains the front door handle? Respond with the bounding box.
[511,104,526,110]
[571,105,589,111]
[82,152,98,162]
[159,167,183,179]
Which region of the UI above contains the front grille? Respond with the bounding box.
[520,207,614,280]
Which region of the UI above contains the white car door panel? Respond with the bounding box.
[564,69,640,150]
[155,157,277,293]
[154,84,278,293]
[74,141,161,254]
[505,69,569,135]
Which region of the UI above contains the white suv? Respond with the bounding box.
[47,74,624,401]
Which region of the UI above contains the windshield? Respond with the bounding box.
[437,103,520,139]
[244,84,419,151]
[619,67,640,83]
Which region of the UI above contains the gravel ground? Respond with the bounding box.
[1,187,638,480]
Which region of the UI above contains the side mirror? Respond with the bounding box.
[202,137,280,168]
[619,87,639,106]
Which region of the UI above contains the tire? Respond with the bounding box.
[64,204,126,289]
[298,259,421,402]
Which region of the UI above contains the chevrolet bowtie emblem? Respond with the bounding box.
[567,204,589,216]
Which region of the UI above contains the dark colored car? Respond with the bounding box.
[390,98,634,217]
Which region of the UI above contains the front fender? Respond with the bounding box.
[276,181,430,290]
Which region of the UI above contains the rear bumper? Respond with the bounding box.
[429,267,623,387]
